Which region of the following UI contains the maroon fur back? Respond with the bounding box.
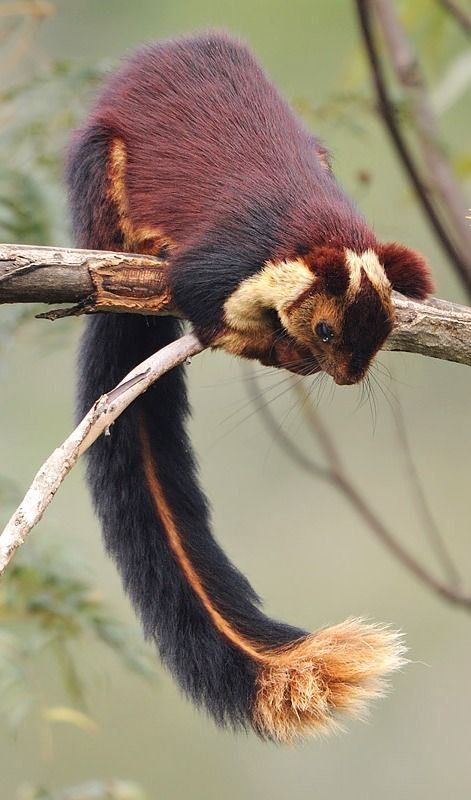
[76,32,375,256]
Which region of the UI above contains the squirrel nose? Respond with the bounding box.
[324,361,358,386]
[333,373,357,386]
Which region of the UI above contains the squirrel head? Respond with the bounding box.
[223,243,433,385]
[277,244,434,384]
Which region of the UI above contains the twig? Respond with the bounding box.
[246,375,471,612]
[438,0,471,35]
[373,0,471,266]
[0,333,204,575]
[392,399,462,587]
[354,0,471,296]
[1,243,471,366]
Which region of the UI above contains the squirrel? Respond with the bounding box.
[67,32,433,743]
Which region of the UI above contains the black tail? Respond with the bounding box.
[69,122,405,743]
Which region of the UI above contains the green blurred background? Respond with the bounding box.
[0,1,470,798]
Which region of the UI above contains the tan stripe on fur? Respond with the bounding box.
[346,249,391,300]
[108,138,175,254]
[139,415,265,663]
[140,416,406,742]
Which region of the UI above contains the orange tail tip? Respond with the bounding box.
[253,618,407,743]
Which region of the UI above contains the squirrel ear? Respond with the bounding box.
[378,243,434,300]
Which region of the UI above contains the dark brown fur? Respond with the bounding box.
[379,243,434,299]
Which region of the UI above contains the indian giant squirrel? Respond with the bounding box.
[67,32,433,742]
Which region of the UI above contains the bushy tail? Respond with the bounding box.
[70,121,405,743]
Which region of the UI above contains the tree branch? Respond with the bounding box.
[392,397,462,588]
[438,0,471,35]
[246,374,471,612]
[0,332,203,575]
[385,293,471,365]
[1,242,471,366]
[373,0,471,263]
[0,243,176,316]
[354,0,471,296]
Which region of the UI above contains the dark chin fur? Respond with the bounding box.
[342,276,393,377]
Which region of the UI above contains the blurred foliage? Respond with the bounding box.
[294,91,375,138]
[0,167,51,243]
[0,21,158,781]
[298,6,470,140]
[17,780,147,800]
[0,57,108,246]
[0,23,108,349]
[400,0,470,73]
[0,304,40,364]
[0,547,156,731]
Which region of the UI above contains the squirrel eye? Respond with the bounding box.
[315,321,334,343]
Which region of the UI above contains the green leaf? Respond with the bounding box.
[0,547,156,733]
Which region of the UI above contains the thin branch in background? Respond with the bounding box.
[240,367,332,481]
[294,373,461,588]
[0,332,204,575]
[246,373,471,612]
[438,0,471,35]
[291,380,344,475]
[373,0,471,265]
[354,0,471,297]
[392,397,462,588]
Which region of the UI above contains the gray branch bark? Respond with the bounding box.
[386,293,471,365]
[0,243,172,314]
[1,242,471,366]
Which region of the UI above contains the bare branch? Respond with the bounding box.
[248,376,471,612]
[373,0,471,261]
[354,0,471,295]
[392,398,461,587]
[0,332,204,575]
[1,242,471,366]
[438,0,471,35]
[0,243,176,315]
[386,292,471,365]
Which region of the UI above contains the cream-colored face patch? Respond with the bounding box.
[345,249,390,300]
[223,259,315,335]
